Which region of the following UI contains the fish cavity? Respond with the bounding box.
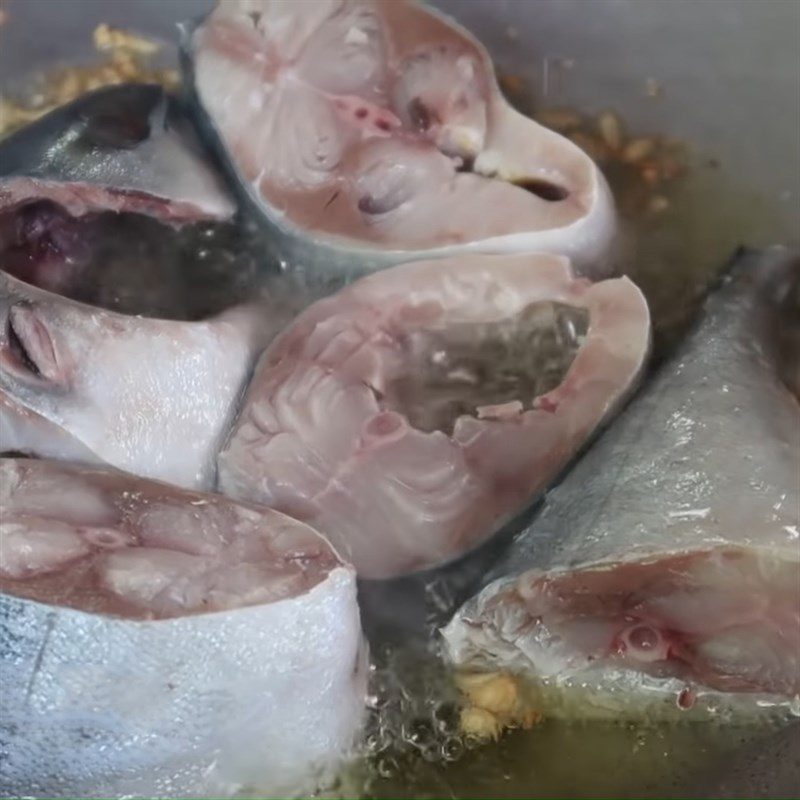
[386,301,589,434]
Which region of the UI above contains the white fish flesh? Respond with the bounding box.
[0,457,366,798]
[0,84,234,224]
[443,249,800,719]
[0,271,266,489]
[185,0,615,275]
[217,253,650,578]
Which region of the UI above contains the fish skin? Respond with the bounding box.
[0,457,367,799]
[0,83,235,224]
[0,271,267,489]
[182,1,615,279]
[217,253,650,578]
[757,254,800,399]
[443,248,800,718]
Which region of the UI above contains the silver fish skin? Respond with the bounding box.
[183,0,615,279]
[443,249,800,719]
[0,457,366,799]
[0,271,267,489]
[0,84,235,224]
[757,253,800,399]
[217,253,650,579]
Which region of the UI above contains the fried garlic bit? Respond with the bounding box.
[93,23,160,54]
[0,24,179,137]
[455,671,542,741]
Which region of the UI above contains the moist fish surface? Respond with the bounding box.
[184,0,615,277]
[0,457,366,799]
[0,83,234,225]
[0,84,253,318]
[0,271,267,489]
[757,253,800,399]
[217,253,650,578]
[443,249,800,719]
[0,201,267,320]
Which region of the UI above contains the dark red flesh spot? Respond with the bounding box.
[366,412,403,438]
[536,396,559,413]
[83,112,150,149]
[677,687,696,710]
[408,97,434,132]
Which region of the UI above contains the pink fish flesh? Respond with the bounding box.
[0,457,366,798]
[186,0,615,274]
[218,253,650,578]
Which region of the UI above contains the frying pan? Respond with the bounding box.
[1,1,798,797]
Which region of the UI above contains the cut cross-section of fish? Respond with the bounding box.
[442,249,800,720]
[0,457,366,798]
[218,253,650,578]
[0,271,268,489]
[185,0,615,276]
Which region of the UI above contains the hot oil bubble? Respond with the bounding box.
[441,736,464,760]
[360,640,467,793]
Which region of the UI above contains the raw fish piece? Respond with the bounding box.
[0,457,366,798]
[443,249,800,719]
[0,199,263,320]
[218,253,650,578]
[185,0,615,276]
[0,84,246,317]
[0,271,266,489]
[0,83,234,224]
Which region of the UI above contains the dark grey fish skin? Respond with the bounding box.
[0,83,235,224]
[443,248,800,719]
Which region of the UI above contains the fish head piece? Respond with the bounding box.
[0,272,126,462]
[0,292,72,393]
[0,272,256,487]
